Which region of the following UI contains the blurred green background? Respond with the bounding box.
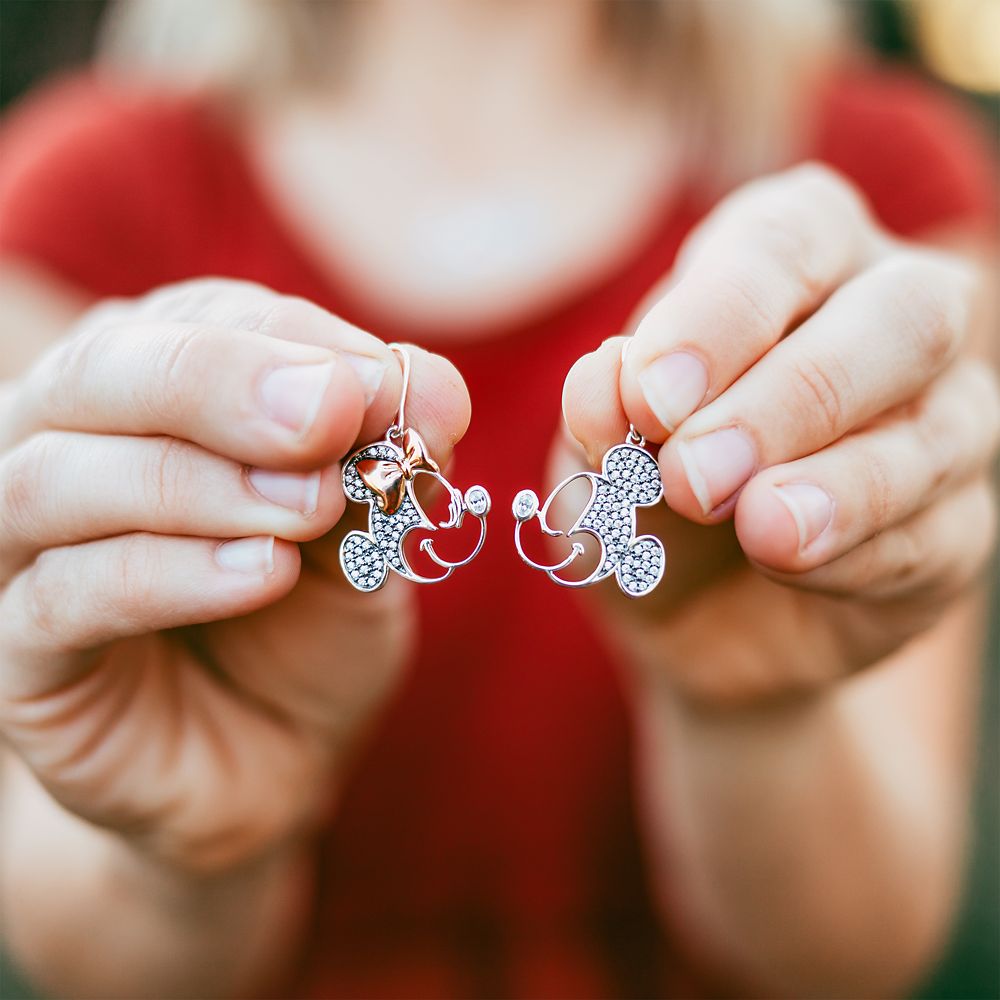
[0,2,996,998]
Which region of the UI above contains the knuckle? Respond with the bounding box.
[864,447,896,529]
[764,229,828,307]
[140,436,191,518]
[251,295,313,339]
[711,264,786,345]
[22,549,70,644]
[109,533,159,621]
[0,437,50,539]
[731,167,865,305]
[875,255,964,368]
[750,215,824,302]
[868,483,997,602]
[151,325,212,415]
[913,403,958,497]
[139,277,271,324]
[906,361,1000,501]
[734,182,805,254]
[790,352,852,440]
[40,327,109,410]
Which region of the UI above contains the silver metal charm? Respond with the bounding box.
[340,344,490,591]
[512,422,665,598]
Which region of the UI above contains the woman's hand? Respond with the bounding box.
[562,163,998,705]
[0,278,470,872]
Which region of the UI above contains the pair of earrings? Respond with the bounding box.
[340,345,665,598]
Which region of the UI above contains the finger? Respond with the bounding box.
[7,328,468,481]
[750,479,997,602]
[735,360,1000,574]
[4,321,371,470]
[0,533,300,700]
[81,282,470,456]
[621,163,883,437]
[561,336,632,468]
[659,248,975,520]
[392,343,472,466]
[0,431,347,580]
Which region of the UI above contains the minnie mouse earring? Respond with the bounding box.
[511,343,665,597]
[340,345,490,591]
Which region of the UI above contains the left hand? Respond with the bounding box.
[561,163,999,706]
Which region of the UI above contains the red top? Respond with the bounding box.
[0,66,995,999]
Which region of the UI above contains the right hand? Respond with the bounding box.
[0,278,471,872]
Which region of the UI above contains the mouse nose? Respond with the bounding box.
[465,486,491,517]
[513,489,539,522]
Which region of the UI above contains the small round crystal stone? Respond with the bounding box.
[464,485,491,517]
[512,489,539,522]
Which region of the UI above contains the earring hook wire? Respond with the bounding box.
[386,343,411,440]
[620,338,645,447]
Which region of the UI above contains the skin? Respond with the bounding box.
[1,3,997,998]
[560,164,998,995]
[0,279,471,996]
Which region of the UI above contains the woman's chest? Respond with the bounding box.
[243,102,682,337]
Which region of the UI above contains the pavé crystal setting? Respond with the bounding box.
[511,437,666,597]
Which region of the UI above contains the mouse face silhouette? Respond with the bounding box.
[513,443,665,597]
[340,432,490,592]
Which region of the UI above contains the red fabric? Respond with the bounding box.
[0,66,995,999]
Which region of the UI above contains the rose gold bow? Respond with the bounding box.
[356,428,440,515]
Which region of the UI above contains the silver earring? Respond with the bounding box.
[511,344,665,597]
[340,344,490,591]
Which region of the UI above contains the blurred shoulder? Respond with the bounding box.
[0,71,212,187]
[810,62,997,236]
[0,72,229,295]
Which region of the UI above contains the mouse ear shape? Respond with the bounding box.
[602,444,662,506]
[616,536,666,596]
[340,531,389,592]
[344,443,401,503]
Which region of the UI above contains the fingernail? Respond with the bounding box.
[773,483,834,551]
[260,362,335,435]
[247,469,321,514]
[637,352,709,432]
[677,427,756,514]
[216,535,275,574]
[340,352,388,407]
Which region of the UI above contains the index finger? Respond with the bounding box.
[620,163,886,440]
[3,289,471,472]
[4,321,372,470]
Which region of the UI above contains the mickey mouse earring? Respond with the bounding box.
[511,343,666,597]
[340,345,491,591]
